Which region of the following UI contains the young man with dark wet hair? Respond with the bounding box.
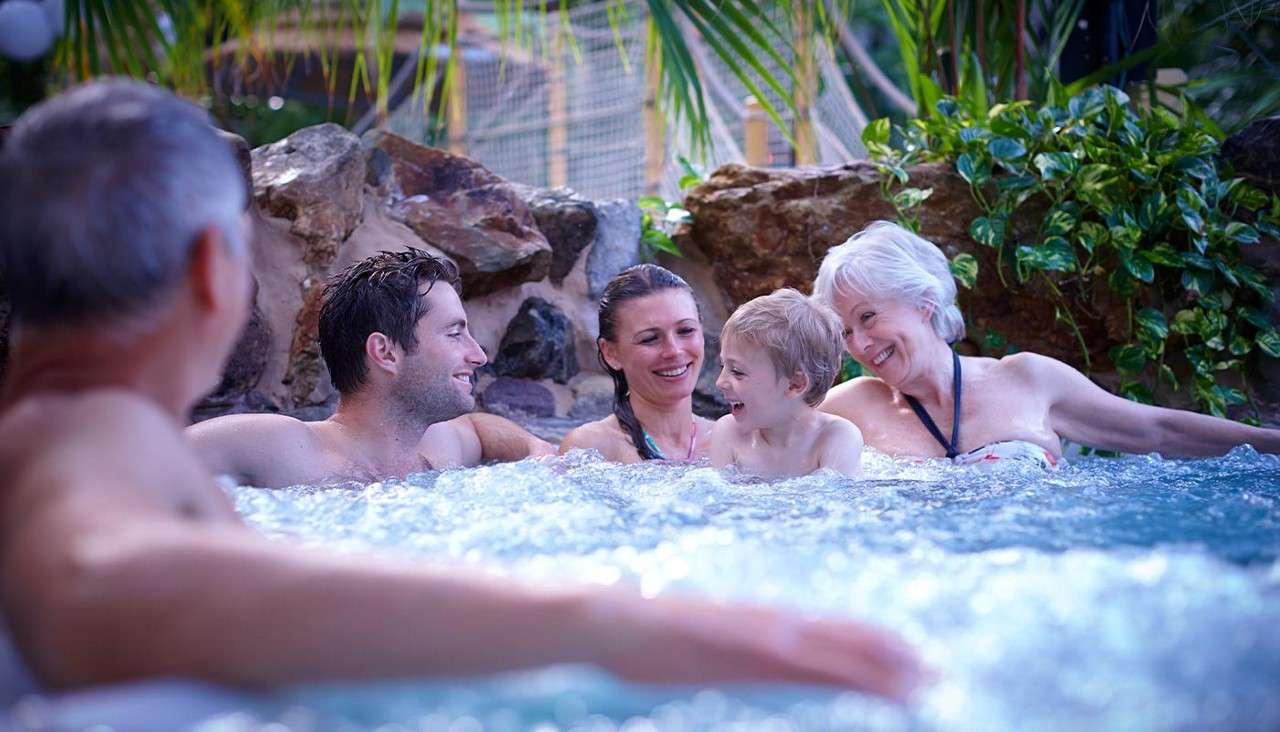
[186,247,553,487]
[0,79,921,697]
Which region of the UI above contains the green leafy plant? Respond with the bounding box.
[636,157,702,259]
[863,85,1280,417]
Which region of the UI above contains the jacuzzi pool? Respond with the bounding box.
[28,447,1279,731]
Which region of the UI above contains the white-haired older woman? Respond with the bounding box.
[813,221,1280,466]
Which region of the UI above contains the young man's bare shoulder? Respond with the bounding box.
[185,412,325,453]
[184,412,329,487]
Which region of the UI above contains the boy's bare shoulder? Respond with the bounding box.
[815,410,864,445]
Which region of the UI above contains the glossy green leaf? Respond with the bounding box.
[1109,344,1147,374]
[1034,152,1079,181]
[1223,222,1260,244]
[1259,331,1280,358]
[1135,308,1169,339]
[970,215,1006,248]
[1121,252,1155,283]
[987,137,1027,161]
[1119,381,1154,404]
[950,253,979,289]
[1017,237,1077,272]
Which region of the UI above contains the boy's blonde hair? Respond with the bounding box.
[721,288,844,407]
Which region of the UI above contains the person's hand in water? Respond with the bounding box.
[585,591,926,701]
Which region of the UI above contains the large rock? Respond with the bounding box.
[197,295,271,409]
[252,123,366,266]
[586,199,642,299]
[518,186,598,285]
[478,376,556,419]
[369,131,551,297]
[1221,116,1280,195]
[491,297,579,384]
[676,161,1122,369]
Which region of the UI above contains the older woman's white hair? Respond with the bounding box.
[812,221,966,344]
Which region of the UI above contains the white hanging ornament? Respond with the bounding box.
[0,0,55,62]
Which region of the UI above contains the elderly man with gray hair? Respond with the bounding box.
[0,80,921,698]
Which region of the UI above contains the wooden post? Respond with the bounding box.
[744,96,768,166]
[447,57,467,155]
[643,43,665,195]
[547,23,569,188]
[792,4,817,166]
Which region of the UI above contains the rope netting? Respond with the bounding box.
[388,1,868,201]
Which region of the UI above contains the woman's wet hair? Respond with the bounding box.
[319,249,459,395]
[596,264,697,460]
[812,221,966,344]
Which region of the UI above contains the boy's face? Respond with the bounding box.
[715,336,804,430]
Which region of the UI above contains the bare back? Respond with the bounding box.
[0,390,248,683]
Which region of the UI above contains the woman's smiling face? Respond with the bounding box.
[599,290,704,404]
[831,289,937,388]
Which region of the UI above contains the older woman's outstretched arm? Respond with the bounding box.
[1020,353,1280,457]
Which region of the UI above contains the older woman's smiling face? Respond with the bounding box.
[599,290,704,405]
[831,289,937,387]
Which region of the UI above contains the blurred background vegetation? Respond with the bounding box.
[1,1,1276,145]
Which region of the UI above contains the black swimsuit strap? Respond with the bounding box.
[903,350,962,459]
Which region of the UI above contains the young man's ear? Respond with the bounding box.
[598,338,623,372]
[365,332,400,377]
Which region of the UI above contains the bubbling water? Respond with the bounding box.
[212,447,1280,731]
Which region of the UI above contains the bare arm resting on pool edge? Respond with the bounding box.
[1028,353,1280,456]
[2,443,919,699]
[449,412,557,462]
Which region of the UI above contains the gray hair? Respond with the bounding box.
[0,78,246,326]
[812,221,966,344]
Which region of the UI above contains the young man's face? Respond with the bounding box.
[388,283,487,425]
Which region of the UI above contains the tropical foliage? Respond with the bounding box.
[863,85,1280,417]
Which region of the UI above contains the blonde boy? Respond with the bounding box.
[711,288,865,477]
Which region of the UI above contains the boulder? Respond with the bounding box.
[1221,116,1280,195]
[517,186,598,285]
[251,123,366,267]
[196,295,272,410]
[586,199,643,299]
[478,376,556,419]
[676,161,1123,368]
[491,297,579,384]
[215,128,254,207]
[568,372,616,420]
[369,131,551,297]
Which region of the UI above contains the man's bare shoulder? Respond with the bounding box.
[185,412,326,486]
[2,390,179,468]
[0,390,238,526]
[186,412,317,442]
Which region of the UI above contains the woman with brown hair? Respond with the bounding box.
[560,264,715,462]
